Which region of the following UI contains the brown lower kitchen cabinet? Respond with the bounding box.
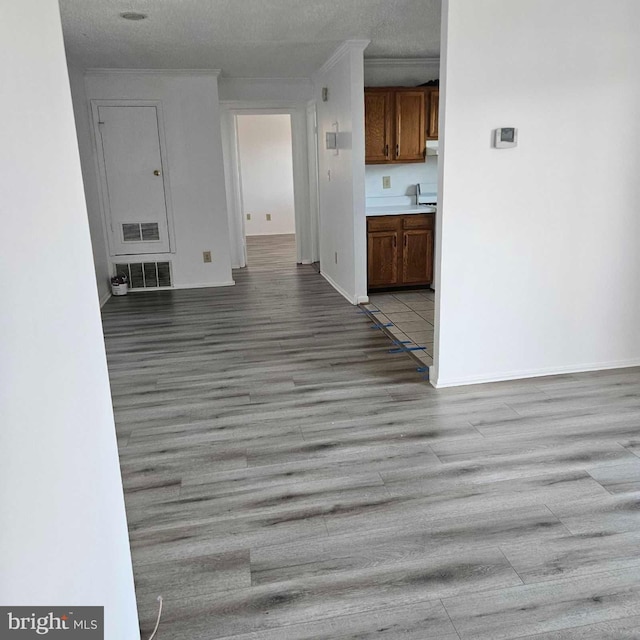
[367,214,434,291]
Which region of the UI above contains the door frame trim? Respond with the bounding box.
[306,100,320,265]
[220,101,313,267]
[90,99,177,257]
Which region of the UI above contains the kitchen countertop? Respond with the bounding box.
[366,205,436,217]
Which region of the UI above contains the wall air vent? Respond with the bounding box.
[114,262,172,289]
[122,222,160,242]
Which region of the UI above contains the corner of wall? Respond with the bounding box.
[314,41,369,306]
[67,64,112,301]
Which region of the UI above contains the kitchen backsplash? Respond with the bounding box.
[365,158,438,203]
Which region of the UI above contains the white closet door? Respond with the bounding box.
[97,105,170,255]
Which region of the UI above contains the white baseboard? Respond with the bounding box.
[173,281,236,289]
[99,291,111,308]
[320,271,357,305]
[431,358,640,389]
[299,259,313,265]
[122,281,236,294]
[356,295,369,304]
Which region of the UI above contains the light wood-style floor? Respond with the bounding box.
[102,234,640,639]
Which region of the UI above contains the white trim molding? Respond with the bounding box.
[320,271,359,306]
[218,76,311,85]
[431,359,640,389]
[220,101,314,268]
[315,40,370,77]
[85,68,222,77]
[173,281,235,290]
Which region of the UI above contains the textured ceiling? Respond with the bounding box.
[59,0,440,77]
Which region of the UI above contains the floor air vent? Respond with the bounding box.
[114,262,172,289]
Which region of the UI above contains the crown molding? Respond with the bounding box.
[364,57,440,68]
[218,76,312,84]
[315,39,371,77]
[84,68,222,77]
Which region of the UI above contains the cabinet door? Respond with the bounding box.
[368,230,399,287]
[365,91,392,163]
[395,90,426,162]
[427,89,439,140]
[402,229,433,285]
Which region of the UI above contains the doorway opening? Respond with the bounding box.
[221,103,320,273]
[235,114,297,268]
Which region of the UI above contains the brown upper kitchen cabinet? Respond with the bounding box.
[427,89,439,140]
[394,90,426,162]
[365,87,436,164]
[364,91,393,163]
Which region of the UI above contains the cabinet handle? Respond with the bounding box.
[393,235,397,248]
[404,234,407,247]
[395,144,399,158]
[384,144,389,157]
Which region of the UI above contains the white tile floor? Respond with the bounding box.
[365,289,435,368]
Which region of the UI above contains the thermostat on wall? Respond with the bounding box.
[494,127,518,148]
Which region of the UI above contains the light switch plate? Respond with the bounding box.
[382,176,391,189]
[203,251,212,263]
[246,213,251,220]
[266,214,272,221]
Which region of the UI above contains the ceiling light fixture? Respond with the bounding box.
[120,11,147,21]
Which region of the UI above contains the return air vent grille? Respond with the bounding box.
[114,262,172,289]
[122,222,160,242]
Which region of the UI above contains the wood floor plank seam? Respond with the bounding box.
[439,597,463,640]
[494,611,640,640]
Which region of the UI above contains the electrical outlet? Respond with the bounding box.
[203,251,212,263]
[382,176,391,189]
[266,214,272,221]
[246,213,251,221]
[334,251,338,264]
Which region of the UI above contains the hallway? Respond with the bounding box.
[102,236,640,639]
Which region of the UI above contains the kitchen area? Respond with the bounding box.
[364,83,439,369]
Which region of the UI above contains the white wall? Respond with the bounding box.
[79,71,233,289]
[314,41,369,304]
[219,77,313,104]
[434,0,640,386]
[364,60,439,87]
[0,1,138,636]
[237,114,296,236]
[366,160,438,200]
[68,65,112,305]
